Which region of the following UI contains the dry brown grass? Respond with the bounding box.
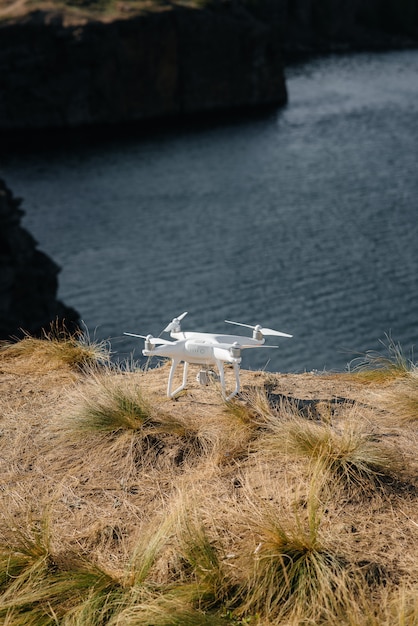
[346,335,415,385]
[0,0,209,24]
[379,369,418,424]
[0,335,417,624]
[0,323,111,374]
[256,407,405,495]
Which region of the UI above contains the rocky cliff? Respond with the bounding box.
[1,0,417,132]
[0,3,287,131]
[0,179,79,339]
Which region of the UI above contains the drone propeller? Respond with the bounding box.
[225,320,293,338]
[240,344,280,349]
[163,311,188,333]
[124,332,172,345]
[214,340,279,354]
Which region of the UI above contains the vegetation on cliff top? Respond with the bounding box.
[0,328,417,624]
[0,0,211,22]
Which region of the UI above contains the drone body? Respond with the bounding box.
[124,313,292,400]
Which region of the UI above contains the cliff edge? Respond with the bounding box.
[0,179,79,338]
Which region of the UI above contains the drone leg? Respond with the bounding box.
[215,360,241,401]
[225,362,241,401]
[167,359,189,398]
[181,361,189,391]
[215,359,227,399]
[232,362,241,398]
[167,359,178,398]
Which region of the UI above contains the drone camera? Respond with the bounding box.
[196,369,219,386]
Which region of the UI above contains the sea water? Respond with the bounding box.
[2,50,418,373]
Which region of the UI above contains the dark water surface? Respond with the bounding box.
[2,50,418,372]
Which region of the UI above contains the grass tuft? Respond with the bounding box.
[72,376,154,433]
[382,369,418,423]
[259,413,404,493]
[175,518,233,610]
[0,519,124,625]
[107,598,228,626]
[238,497,348,621]
[0,322,111,373]
[65,373,219,471]
[347,335,415,384]
[0,520,51,598]
[0,512,179,626]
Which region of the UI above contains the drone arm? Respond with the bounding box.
[167,359,189,398]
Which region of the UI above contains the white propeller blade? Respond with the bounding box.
[225,320,292,338]
[163,311,188,333]
[224,320,254,330]
[260,329,293,338]
[240,344,280,349]
[124,332,172,345]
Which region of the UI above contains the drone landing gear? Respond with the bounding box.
[218,360,241,401]
[167,359,189,398]
[166,359,241,401]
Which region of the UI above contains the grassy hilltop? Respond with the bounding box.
[0,329,417,625]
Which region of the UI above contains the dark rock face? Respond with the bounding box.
[278,0,418,56]
[0,4,287,131]
[176,5,286,113]
[0,179,79,339]
[0,0,416,132]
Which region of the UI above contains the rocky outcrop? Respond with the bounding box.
[0,0,416,132]
[0,179,79,338]
[0,3,287,131]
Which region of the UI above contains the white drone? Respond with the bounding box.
[124,312,292,400]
